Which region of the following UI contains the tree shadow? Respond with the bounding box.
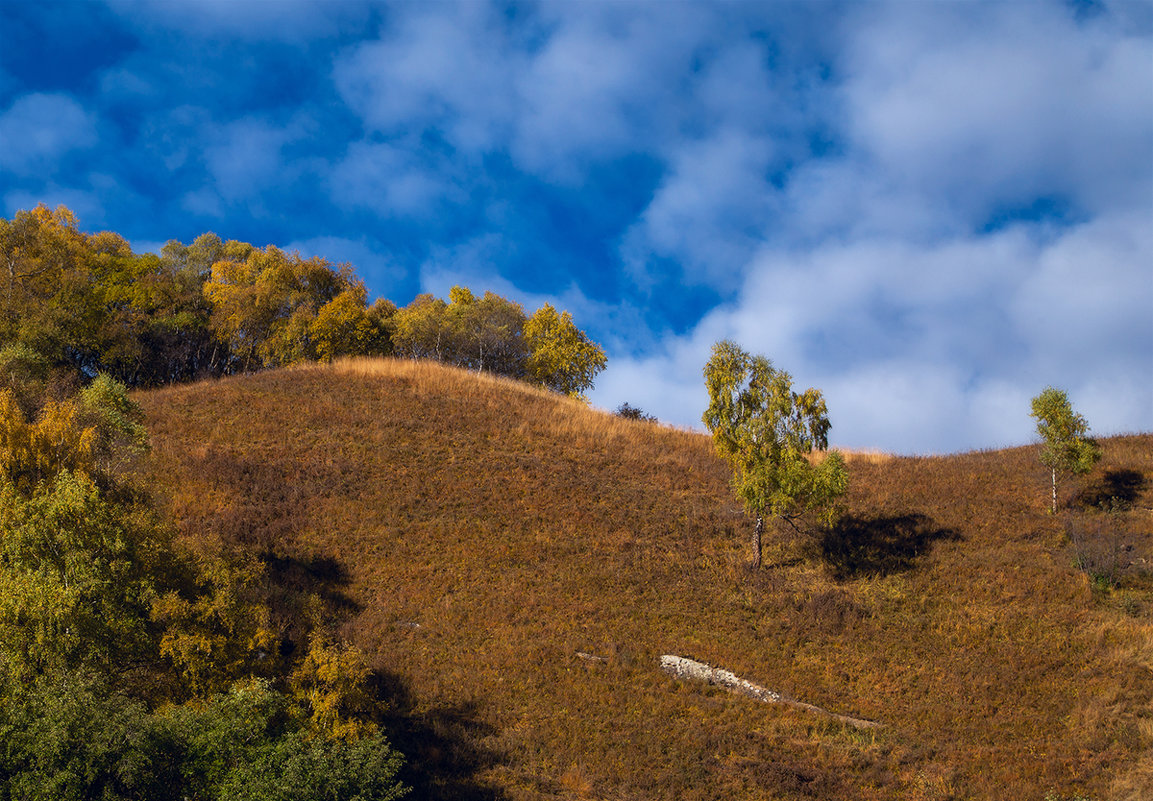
[259,557,508,798]
[372,670,508,801]
[818,514,962,580]
[258,552,363,653]
[1077,469,1147,511]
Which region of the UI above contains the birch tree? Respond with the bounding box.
[702,340,848,568]
[1030,386,1101,513]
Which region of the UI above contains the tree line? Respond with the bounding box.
[0,204,606,398]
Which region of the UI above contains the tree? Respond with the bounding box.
[310,287,392,363]
[203,246,360,371]
[1029,386,1101,513]
[524,303,607,399]
[615,402,656,422]
[389,293,453,362]
[448,288,528,376]
[702,340,848,568]
[0,376,166,687]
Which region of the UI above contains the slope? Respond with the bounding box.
[138,358,1153,801]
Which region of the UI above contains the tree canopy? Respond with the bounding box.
[702,340,847,568]
[390,287,606,398]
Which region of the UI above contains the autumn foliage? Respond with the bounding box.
[0,204,605,398]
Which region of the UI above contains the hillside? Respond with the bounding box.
[137,359,1153,801]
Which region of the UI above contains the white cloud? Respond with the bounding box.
[333,3,520,154]
[841,1,1153,224]
[1010,210,1153,378]
[620,129,778,289]
[328,141,460,216]
[202,117,302,201]
[332,1,755,179]
[0,94,98,174]
[596,206,1152,453]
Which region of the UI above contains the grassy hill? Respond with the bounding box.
[137,358,1153,801]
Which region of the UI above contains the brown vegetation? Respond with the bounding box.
[138,357,1153,800]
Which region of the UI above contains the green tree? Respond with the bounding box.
[702,340,848,568]
[389,293,453,362]
[0,376,167,688]
[170,680,407,801]
[524,303,607,399]
[1029,386,1101,513]
[310,287,392,363]
[0,205,99,374]
[391,286,531,377]
[0,674,408,801]
[0,672,183,801]
[447,287,528,375]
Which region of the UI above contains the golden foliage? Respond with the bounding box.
[152,545,277,698]
[0,389,97,491]
[290,633,380,740]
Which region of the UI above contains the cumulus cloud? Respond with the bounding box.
[594,207,1152,453]
[328,141,461,217]
[839,1,1153,227]
[202,117,307,202]
[333,3,520,154]
[620,129,779,290]
[0,94,98,174]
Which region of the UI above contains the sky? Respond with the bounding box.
[1,0,1150,453]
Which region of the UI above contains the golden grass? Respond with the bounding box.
[137,357,1153,801]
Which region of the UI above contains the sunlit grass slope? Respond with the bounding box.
[138,358,1153,801]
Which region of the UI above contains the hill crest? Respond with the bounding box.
[138,357,1153,801]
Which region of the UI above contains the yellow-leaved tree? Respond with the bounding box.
[203,246,378,370]
[524,302,607,400]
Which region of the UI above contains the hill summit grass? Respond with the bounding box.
[138,358,1153,801]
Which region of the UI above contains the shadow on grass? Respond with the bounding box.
[258,553,506,798]
[260,552,361,615]
[1077,468,1148,511]
[373,672,508,801]
[257,552,363,657]
[818,513,962,580]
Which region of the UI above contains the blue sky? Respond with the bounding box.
[1,0,1150,453]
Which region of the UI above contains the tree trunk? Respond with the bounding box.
[1051,467,1057,514]
[752,515,764,569]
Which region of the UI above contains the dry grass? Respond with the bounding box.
[138,357,1153,801]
